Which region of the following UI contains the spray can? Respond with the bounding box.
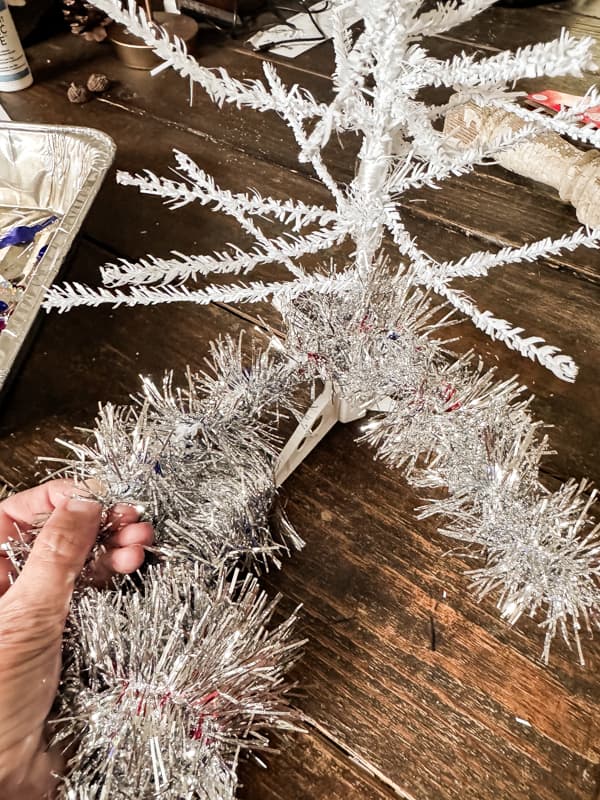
[0,1,32,92]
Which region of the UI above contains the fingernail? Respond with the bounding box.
[113,503,141,518]
[66,495,102,514]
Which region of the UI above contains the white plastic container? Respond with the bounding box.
[0,1,32,92]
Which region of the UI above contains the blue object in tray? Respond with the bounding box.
[0,215,58,249]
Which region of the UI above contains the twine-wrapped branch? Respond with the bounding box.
[444,100,600,228]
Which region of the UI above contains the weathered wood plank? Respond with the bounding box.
[264,421,600,800]
[546,1,600,20]
[3,241,596,800]
[434,2,600,59]
[239,727,397,800]
[23,33,341,179]
[0,18,597,800]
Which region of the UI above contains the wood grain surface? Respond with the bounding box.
[0,4,598,799]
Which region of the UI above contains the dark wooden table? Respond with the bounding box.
[1,3,599,798]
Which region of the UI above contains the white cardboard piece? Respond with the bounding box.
[248,1,361,59]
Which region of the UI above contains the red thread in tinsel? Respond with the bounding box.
[441,382,461,412]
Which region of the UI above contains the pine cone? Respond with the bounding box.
[67,82,92,104]
[63,0,111,42]
[87,73,111,93]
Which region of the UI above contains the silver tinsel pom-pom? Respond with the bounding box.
[53,563,304,798]
[279,266,453,408]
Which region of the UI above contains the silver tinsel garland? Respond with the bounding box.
[53,564,303,799]
[49,336,303,571]
[35,264,596,800]
[38,262,599,794]
[280,267,600,663]
[28,335,306,795]
[61,757,236,800]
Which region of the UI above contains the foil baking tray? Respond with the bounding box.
[0,121,115,388]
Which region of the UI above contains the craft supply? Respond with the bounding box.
[168,0,264,26]
[248,1,361,57]
[175,0,239,26]
[0,212,59,334]
[0,0,32,92]
[0,211,58,277]
[526,88,600,128]
[443,101,600,228]
[0,214,57,248]
[0,122,114,384]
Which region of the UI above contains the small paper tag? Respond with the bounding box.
[525,89,600,129]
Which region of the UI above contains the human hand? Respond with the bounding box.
[0,479,153,799]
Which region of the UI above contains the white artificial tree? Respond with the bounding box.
[34,1,600,796]
[47,0,600,380]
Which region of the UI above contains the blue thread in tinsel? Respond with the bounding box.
[0,216,58,249]
[35,245,49,264]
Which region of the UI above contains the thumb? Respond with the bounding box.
[13,495,102,617]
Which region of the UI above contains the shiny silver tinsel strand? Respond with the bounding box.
[60,755,237,800]
[53,563,304,799]
[280,267,600,663]
[49,335,303,571]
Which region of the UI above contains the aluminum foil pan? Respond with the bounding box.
[0,121,115,388]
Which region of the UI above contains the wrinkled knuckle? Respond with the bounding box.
[0,603,50,654]
[1,597,63,639]
[37,523,81,563]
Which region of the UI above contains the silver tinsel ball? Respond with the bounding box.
[53,563,304,798]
